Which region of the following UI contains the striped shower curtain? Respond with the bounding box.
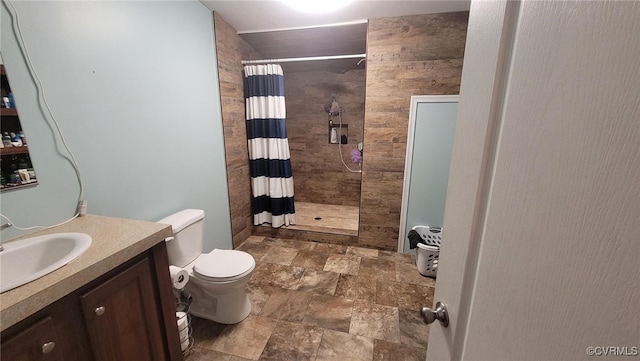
[244,64,296,228]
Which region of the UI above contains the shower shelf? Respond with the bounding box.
[329,124,348,144]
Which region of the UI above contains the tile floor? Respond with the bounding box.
[259,202,360,236]
[186,236,435,361]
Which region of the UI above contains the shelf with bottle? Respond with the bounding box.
[0,146,30,156]
[1,65,17,110]
[1,153,38,190]
[1,64,38,191]
[1,130,28,154]
[1,107,18,116]
[328,123,348,144]
[0,172,38,190]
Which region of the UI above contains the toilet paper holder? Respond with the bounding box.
[169,265,189,290]
[176,294,194,356]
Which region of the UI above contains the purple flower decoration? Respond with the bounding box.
[350,149,362,164]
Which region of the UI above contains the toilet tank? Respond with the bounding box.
[158,209,205,268]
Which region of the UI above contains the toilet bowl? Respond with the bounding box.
[183,249,255,324]
[158,209,255,324]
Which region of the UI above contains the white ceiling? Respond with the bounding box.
[200,0,471,33]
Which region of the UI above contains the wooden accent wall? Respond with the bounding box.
[214,11,468,250]
[358,12,469,250]
[285,70,365,206]
[213,13,261,248]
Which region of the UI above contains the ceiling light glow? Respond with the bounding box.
[281,0,353,14]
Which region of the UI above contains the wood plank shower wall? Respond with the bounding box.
[214,11,469,251]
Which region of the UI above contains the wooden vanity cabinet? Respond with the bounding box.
[0,242,182,361]
[80,257,166,361]
[0,316,62,361]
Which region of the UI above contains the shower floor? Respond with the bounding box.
[281,202,359,236]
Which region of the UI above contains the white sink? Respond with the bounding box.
[0,232,92,293]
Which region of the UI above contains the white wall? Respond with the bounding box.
[0,0,232,251]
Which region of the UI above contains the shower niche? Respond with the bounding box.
[329,124,348,144]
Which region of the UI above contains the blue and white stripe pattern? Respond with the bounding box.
[244,64,296,227]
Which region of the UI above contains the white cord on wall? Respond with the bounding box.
[1,0,85,231]
[336,113,362,173]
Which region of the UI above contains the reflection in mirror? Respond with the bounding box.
[1,63,38,191]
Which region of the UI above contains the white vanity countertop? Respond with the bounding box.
[0,214,172,331]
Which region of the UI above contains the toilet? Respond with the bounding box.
[158,209,255,324]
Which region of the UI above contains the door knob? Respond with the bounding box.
[421,301,449,327]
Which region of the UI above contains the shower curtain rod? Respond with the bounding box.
[241,53,366,65]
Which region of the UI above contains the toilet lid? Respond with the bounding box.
[193,250,255,281]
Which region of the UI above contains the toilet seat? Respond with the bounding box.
[192,250,255,282]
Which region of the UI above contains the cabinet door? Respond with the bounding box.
[80,258,166,361]
[1,316,61,361]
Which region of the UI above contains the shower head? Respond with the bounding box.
[324,94,340,116]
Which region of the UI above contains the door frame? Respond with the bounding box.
[397,95,459,253]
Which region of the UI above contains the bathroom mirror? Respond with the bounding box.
[1,64,38,191]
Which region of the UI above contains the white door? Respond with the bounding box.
[427,1,640,360]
